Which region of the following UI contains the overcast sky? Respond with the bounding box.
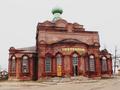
[0,0,120,70]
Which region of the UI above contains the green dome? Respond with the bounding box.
[52,7,63,15]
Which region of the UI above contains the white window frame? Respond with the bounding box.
[22,56,29,74]
[45,55,51,73]
[89,55,95,72]
[56,54,62,65]
[72,53,78,65]
[11,56,16,73]
[101,56,108,72]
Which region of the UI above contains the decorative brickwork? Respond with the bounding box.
[8,18,112,80]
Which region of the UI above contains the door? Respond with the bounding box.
[56,54,62,76]
[72,53,78,76]
[73,65,78,76]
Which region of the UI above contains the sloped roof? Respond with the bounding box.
[16,46,36,53]
[52,39,88,45]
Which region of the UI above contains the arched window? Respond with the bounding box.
[72,53,78,65]
[22,56,29,73]
[89,55,95,72]
[56,54,62,65]
[45,54,51,72]
[11,56,16,73]
[101,56,107,72]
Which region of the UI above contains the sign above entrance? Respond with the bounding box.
[62,48,85,52]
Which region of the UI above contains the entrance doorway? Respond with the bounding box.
[73,65,78,76]
[72,53,78,76]
[56,54,62,76]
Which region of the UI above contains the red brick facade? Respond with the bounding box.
[8,18,113,81]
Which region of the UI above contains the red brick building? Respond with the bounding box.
[8,8,113,80]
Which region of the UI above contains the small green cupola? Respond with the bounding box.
[52,7,63,22]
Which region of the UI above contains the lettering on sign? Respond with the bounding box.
[62,48,85,52]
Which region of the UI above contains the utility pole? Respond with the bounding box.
[114,46,117,74]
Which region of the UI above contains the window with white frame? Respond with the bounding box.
[72,53,78,65]
[89,55,95,72]
[101,56,107,72]
[56,54,62,65]
[45,55,51,72]
[22,56,29,73]
[11,56,16,73]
